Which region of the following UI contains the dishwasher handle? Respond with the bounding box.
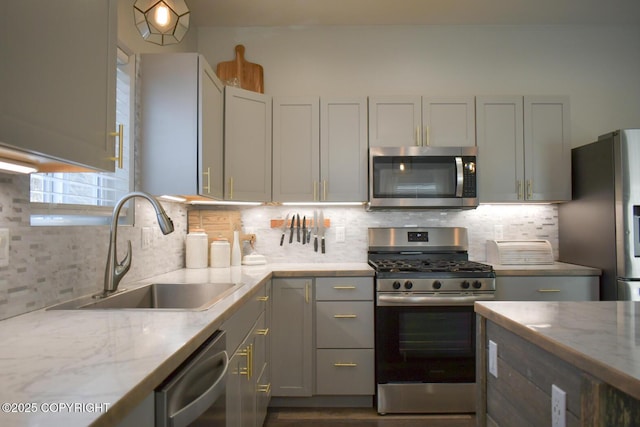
[169,350,229,427]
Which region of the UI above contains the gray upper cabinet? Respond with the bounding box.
[273,97,368,202]
[368,96,475,147]
[140,53,224,199]
[476,95,571,202]
[224,87,272,202]
[0,0,117,171]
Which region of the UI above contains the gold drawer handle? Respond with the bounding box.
[333,286,356,290]
[537,289,561,293]
[334,363,357,367]
[257,296,269,302]
[238,344,253,379]
[256,328,270,336]
[334,314,357,318]
[108,124,124,169]
[257,383,271,394]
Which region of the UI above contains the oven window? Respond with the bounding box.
[372,156,457,198]
[399,311,473,358]
[376,305,475,383]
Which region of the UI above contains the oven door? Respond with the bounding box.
[368,146,477,208]
[375,294,477,384]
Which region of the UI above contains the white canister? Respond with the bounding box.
[185,229,208,269]
[211,238,231,268]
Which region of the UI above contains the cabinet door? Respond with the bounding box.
[422,97,476,147]
[224,87,272,201]
[0,0,116,171]
[476,96,524,202]
[523,96,571,202]
[320,98,368,202]
[272,97,320,202]
[271,278,313,397]
[368,96,422,147]
[200,60,225,199]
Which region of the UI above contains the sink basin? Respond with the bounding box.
[47,282,242,311]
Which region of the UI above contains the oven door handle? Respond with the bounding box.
[377,293,495,306]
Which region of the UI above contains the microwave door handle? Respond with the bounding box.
[168,350,229,427]
[455,157,463,197]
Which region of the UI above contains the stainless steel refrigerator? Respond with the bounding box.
[559,129,640,301]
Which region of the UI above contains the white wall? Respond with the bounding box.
[197,24,640,146]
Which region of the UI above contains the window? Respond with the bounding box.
[30,47,135,226]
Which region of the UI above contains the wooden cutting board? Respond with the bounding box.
[216,45,264,93]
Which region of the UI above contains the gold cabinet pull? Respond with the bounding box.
[109,124,124,169]
[415,126,420,146]
[203,167,211,193]
[537,289,561,293]
[334,362,357,367]
[257,383,271,394]
[238,343,252,379]
[517,180,523,200]
[527,179,533,199]
[256,328,270,336]
[228,177,234,199]
[257,296,269,302]
[334,314,357,318]
[322,179,328,201]
[305,282,310,304]
[313,181,318,201]
[333,286,356,290]
[425,125,430,146]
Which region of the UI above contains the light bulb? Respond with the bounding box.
[154,4,170,27]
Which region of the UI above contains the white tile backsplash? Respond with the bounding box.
[1,171,558,320]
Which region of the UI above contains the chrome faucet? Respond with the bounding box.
[102,191,174,296]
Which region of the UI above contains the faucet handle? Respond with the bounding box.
[115,240,132,279]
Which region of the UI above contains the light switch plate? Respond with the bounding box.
[0,228,9,267]
[141,227,152,249]
[489,340,498,378]
[335,226,345,243]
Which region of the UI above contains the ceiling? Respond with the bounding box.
[187,0,640,27]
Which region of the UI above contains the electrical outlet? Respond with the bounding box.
[0,228,9,267]
[494,224,504,240]
[335,226,345,243]
[141,227,152,249]
[488,340,498,378]
[552,384,566,427]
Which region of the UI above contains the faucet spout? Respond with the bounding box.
[103,192,174,295]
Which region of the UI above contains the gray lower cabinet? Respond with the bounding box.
[270,277,313,397]
[495,275,599,301]
[271,276,374,399]
[222,281,271,427]
[315,277,374,396]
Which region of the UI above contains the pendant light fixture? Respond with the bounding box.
[133,0,190,46]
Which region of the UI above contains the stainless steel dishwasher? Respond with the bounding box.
[156,330,228,427]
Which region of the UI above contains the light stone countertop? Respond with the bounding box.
[489,261,601,276]
[475,301,640,401]
[0,263,373,427]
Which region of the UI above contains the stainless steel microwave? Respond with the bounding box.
[368,146,478,209]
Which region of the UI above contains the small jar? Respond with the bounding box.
[185,229,208,269]
[211,238,231,268]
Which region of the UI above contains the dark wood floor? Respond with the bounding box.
[264,407,476,426]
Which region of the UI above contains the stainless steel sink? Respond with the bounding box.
[47,282,242,311]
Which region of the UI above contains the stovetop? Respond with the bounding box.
[369,258,494,274]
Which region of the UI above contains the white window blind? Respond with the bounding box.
[30,48,134,225]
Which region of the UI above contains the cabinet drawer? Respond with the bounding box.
[316,349,374,395]
[495,276,599,301]
[315,277,373,301]
[221,283,269,354]
[316,301,373,348]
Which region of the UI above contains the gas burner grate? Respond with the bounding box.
[369,259,494,274]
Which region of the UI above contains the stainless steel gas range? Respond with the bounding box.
[368,227,496,415]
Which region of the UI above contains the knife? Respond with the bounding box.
[319,210,325,254]
[280,213,290,246]
[302,216,307,244]
[296,214,301,242]
[313,210,318,252]
[289,213,295,244]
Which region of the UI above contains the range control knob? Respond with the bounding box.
[392,281,401,290]
[461,280,470,289]
[432,280,442,289]
[472,280,483,289]
[404,281,413,290]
